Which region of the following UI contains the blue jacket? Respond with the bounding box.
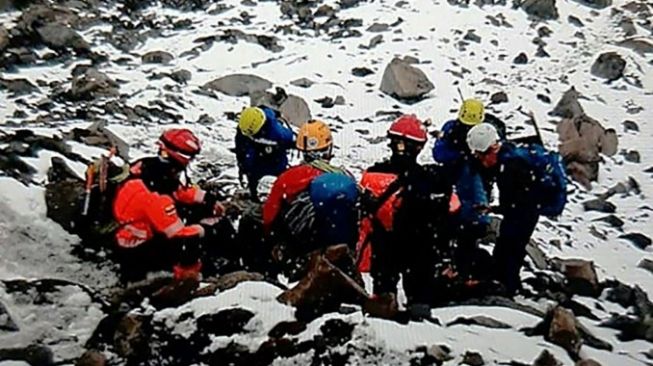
[495,143,540,214]
[235,107,295,182]
[432,119,473,168]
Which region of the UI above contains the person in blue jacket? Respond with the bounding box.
[466,123,567,295]
[432,99,505,280]
[235,106,295,201]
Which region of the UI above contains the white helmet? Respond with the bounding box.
[467,123,499,153]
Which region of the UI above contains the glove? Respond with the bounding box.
[359,189,379,217]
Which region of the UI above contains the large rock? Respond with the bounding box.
[557,259,600,296]
[576,359,602,366]
[63,120,130,160]
[36,23,89,52]
[16,5,80,35]
[69,67,119,100]
[114,314,150,359]
[0,25,8,52]
[520,0,559,20]
[550,87,584,118]
[546,307,581,357]
[591,52,626,81]
[142,50,174,64]
[203,74,272,97]
[557,114,618,188]
[250,87,311,127]
[619,233,652,250]
[0,77,39,95]
[380,57,434,101]
[277,245,368,321]
[0,345,54,366]
[0,300,18,331]
[617,38,653,55]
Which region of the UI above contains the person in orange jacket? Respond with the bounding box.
[112,128,232,283]
[358,115,454,307]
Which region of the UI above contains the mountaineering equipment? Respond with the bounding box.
[158,128,201,167]
[296,120,333,151]
[387,115,428,142]
[239,107,267,137]
[82,147,118,216]
[458,99,485,126]
[466,123,500,153]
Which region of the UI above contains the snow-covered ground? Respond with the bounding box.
[1,0,652,364]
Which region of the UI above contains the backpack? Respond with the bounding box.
[48,152,129,238]
[512,143,568,217]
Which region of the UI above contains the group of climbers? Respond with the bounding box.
[66,98,567,306]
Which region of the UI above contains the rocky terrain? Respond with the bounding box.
[0,0,652,365]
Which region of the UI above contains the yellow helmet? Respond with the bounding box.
[239,107,266,137]
[458,99,485,126]
[296,120,333,152]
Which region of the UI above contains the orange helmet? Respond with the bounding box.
[296,120,333,152]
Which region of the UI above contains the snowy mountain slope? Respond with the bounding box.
[1,0,653,364]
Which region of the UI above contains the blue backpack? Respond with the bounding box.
[512,143,568,217]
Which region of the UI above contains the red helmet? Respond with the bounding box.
[158,128,201,166]
[387,115,427,143]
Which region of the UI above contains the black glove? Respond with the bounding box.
[359,189,380,217]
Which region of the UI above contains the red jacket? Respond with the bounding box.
[113,161,206,248]
[262,164,324,233]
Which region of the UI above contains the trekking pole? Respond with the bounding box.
[528,111,544,145]
[82,163,94,216]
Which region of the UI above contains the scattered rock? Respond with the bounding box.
[464,30,481,43]
[594,214,624,228]
[582,198,616,213]
[290,78,315,88]
[0,301,18,331]
[315,96,335,108]
[0,26,8,52]
[352,67,374,77]
[622,120,639,132]
[618,18,637,37]
[550,87,584,118]
[196,308,255,336]
[534,349,562,366]
[576,360,602,366]
[538,26,553,38]
[0,78,39,96]
[462,351,485,366]
[537,94,551,103]
[36,23,90,52]
[536,45,550,57]
[490,91,508,104]
[362,34,383,49]
[0,345,54,366]
[425,344,454,365]
[513,52,528,64]
[558,258,600,296]
[572,0,611,8]
[268,321,307,338]
[76,350,107,366]
[638,258,653,275]
[69,67,120,100]
[169,69,192,84]
[380,57,434,101]
[546,307,582,357]
[447,315,511,329]
[367,22,390,32]
[314,4,336,17]
[216,29,284,52]
[616,38,653,55]
[203,74,272,97]
[520,0,559,20]
[114,314,151,358]
[619,233,652,250]
[142,50,174,64]
[568,15,584,27]
[622,150,640,163]
[591,52,626,81]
